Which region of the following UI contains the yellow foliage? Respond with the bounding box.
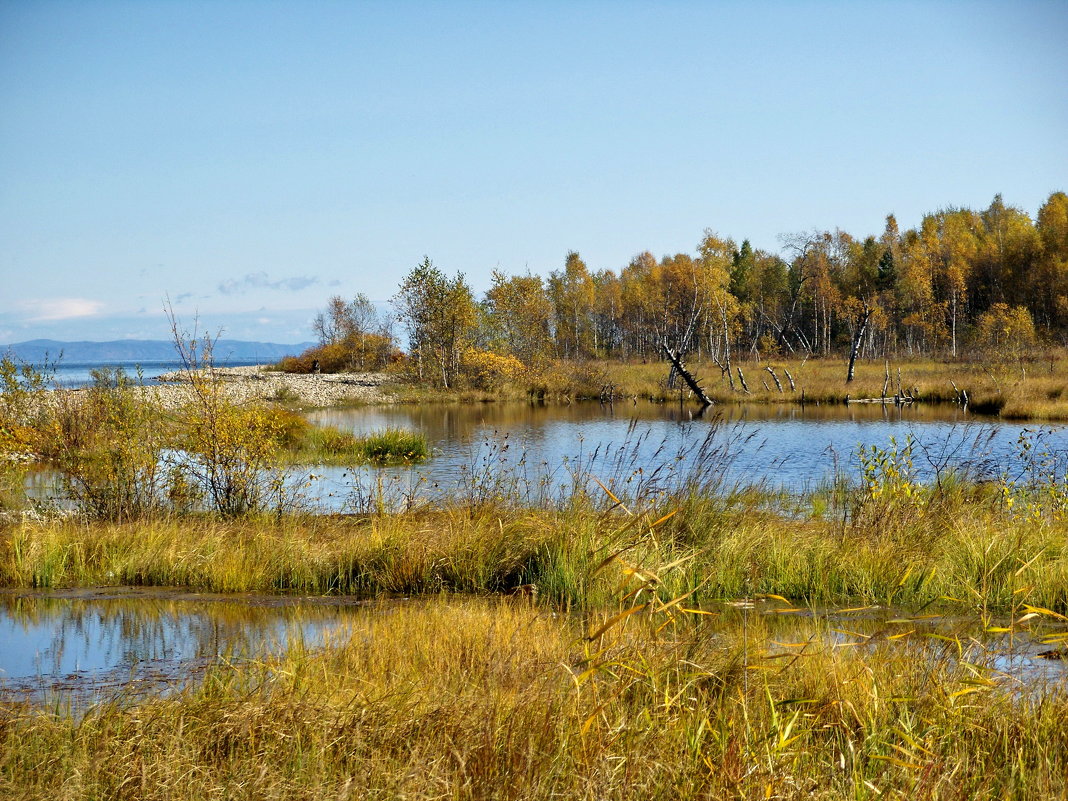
[277,334,397,373]
[0,423,36,455]
[973,303,1038,362]
[461,348,528,389]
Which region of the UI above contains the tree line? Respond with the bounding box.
[292,191,1068,387]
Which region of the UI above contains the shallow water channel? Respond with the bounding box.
[1,589,1064,707]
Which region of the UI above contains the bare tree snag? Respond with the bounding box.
[660,342,712,409]
[765,366,783,393]
[846,303,872,383]
[736,367,751,394]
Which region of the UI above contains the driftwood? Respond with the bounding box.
[660,343,712,409]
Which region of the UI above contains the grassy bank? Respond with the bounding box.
[2,597,1066,800]
[373,352,1068,420]
[4,480,1067,613]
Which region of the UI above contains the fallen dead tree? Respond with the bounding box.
[660,342,712,410]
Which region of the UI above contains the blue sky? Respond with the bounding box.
[1,0,1065,344]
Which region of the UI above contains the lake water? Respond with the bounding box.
[298,401,1068,509]
[17,400,1068,511]
[44,360,265,388]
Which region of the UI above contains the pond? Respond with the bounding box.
[298,401,1068,510]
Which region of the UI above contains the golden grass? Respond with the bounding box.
[372,351,1068,421]
[599,353,1068,414]
[1,597,1065,800]
[3,480,1067,614]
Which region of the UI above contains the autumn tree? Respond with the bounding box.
[591,268,623,356]
[697,230,739,385]
[306,293,394,370]
[972,303,1038,365]
[620,251,662,358]
[937,210,980,357]
[482,270,553,366]
[547,252,596,358]
[1035,191,1068,331]
[393,257,478,388]
[745,249,791,355]
[896,224,941,355]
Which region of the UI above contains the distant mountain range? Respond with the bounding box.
[2,339,315,363]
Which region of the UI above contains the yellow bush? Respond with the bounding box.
[0,423,36,455]
[460,349,528,389]
[277,334,398,373]
[972,303,1038,362]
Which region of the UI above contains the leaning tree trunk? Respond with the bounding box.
[846,304,872,383]
[661,342,712,409]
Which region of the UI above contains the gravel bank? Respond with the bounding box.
[150,365,395,408]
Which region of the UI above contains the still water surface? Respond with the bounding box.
[18,401,1068,511]
[0,588,367,706]
[300,401,1068,507]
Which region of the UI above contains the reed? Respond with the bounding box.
[352,427,430,464]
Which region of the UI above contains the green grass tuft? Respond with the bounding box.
[353,427,429,464]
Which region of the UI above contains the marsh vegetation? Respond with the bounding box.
[2,337,1067,799]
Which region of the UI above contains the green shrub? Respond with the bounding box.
[355,428,429,463]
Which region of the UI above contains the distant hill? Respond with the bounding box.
[2,339,315,364]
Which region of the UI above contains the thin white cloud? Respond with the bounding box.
[23,298,104,322]
[218,272,320,296]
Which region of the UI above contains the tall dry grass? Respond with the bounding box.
[1,597,1065,800]
[381,351,1068,420]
